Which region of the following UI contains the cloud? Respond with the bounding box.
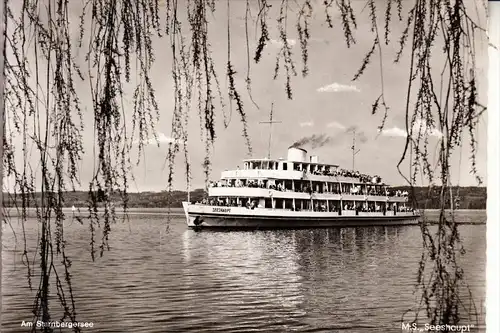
[310,37,330,44]
[299,121,314,127]
[379,119,443,138]
[413,119,443,137]
[380,127,408,137]
[317,82,360,93]
[133,132,184,145]
[326,121,346,130]
[270,38,297,47]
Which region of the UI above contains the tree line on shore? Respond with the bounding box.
[2,186,486,210]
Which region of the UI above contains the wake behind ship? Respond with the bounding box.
[182,146,419,229]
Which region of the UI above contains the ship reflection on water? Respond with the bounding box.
[180,225,478,332]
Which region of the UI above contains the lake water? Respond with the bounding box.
[2,211,486,332]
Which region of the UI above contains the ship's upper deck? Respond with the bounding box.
[242,147,339,171]
[225,147,383,186]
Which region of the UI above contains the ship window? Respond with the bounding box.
[282,163,288,171]
[265,198,272,208]
[304,200,311,211]
[275,198,283,209]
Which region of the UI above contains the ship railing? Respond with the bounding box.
[190,202,418,215]
[207,185,408,199]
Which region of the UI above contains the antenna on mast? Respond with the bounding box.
[259,103,281,159]
[351,129,360,171]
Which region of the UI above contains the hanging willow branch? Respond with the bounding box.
[4,0,162,330]
[2,0,486,330]
[396,0,485,325]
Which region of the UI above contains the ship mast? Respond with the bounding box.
[259,103,281,159]
[351,129,360,171]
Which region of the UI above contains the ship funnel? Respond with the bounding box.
[310,155,319,163]
[287,147,307,162]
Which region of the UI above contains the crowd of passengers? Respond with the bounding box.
[309,203,413,212]
[305,167,380,184]
[197,198,261,209]
[195,198,414,212]
[339,203,414,213]
[208,180,409,197]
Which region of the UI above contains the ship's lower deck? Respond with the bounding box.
[182,202,420,229]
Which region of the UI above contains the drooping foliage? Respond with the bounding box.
[2,0,487,330]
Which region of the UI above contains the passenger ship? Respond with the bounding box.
[182,146,420,229]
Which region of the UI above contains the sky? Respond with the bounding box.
[4,0,489,193]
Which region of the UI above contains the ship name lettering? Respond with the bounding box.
[212,207,231,213]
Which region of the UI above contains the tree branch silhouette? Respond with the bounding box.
[2,0,486,330]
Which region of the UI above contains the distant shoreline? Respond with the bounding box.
[3,207,486,224]
[3,207,186,217]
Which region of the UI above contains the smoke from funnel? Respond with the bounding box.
[290,134,332,149]
[291,126,368,150]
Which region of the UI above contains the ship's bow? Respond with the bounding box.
[182,201,191,226]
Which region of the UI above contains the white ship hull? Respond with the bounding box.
[182,202,420,229]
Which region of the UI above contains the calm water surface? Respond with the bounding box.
[2,211,486,332]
